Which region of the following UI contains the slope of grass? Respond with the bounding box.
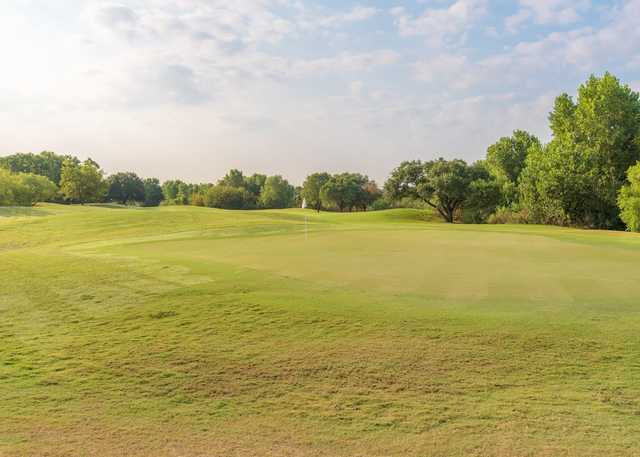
[2,204,640,456]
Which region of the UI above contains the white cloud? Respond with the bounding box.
[391,0,487,46]
[507,0,591,32]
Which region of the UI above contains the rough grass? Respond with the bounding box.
[2,204,640,456]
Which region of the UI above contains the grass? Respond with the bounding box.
[2,204,640,456]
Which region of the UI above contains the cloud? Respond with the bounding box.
[314,6,380,28]
[506,0,591,32]
[414,55,478,90]
[390,0,487,46]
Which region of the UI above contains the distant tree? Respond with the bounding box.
[162,180,193,205]
[259,175,295,209]
[360,180,383,211]
[0,151,78,186]
[60,159,107,204]
[301,172,331,212]
[107,172,145,205]
[244,174,267,198]
[219,169,245,188]
[320,173,368,212]
[0,169,12,205]
[143,178,164,207]
[0,169,57,206]
[416,159,477,223]
[618,162,640,232]
[204,185,251,210]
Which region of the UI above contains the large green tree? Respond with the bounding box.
[320,173,369,212]
[259,175,295,209]
[107,172,145,205]
[386,159,499,223]
[143,178,164,207]
[417,159,477,223]
[522,73,640,228]
[204,185,252,210]
[301,172,331,212]
[60,159,107,204]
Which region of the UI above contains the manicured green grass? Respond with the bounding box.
[2,204,640,456]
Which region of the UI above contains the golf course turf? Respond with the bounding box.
[2,204,640,456]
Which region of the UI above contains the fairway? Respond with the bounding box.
[2,205,640,456]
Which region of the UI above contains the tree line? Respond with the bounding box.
[1,73,640,231]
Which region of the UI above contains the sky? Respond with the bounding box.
[0,0,639,185]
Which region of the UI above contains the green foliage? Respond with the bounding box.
[161,180,194,205]
[417,159,477,223]
[107,172,145,205]
[143,178,164,207]
[522,73,640,228]
[386,159,500,223]
[259,175,295,209]
[218,169,245,188]
[59,159,107,204]
[0,168,57,206]
[384,161,425,203]
[302,172,331,212]
[320,173,370,212]
[244,174,267,199]
[204,185,253,209]
[486,130,540,183]
[0,151,78,186]
[619,162,640,232]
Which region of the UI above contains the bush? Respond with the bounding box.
[369,198,392,211]
[488,206,531,225]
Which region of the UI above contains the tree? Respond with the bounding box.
[60,159,107,204]
[618,162,640,232]
[143,178,164,207]
[320,173,368,212]
[107,172,145,205]
[359,181,382,211]
[259,175,295,209]
[384,161,426,204]
[301,172,331,212]
[0,169,57,206]
[417,159,476,223]
[204,185,251,210]
[522,73,640,228]
[162,180,193,205]
[486,130,540,202]
[244,174,267,198]
[14,173,58,206]
[0,151,78,186]
[219,169,245,188]
[464,163,503,223]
